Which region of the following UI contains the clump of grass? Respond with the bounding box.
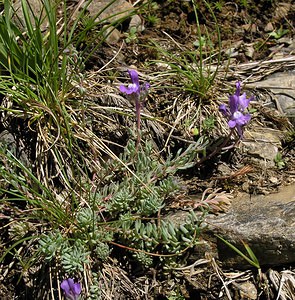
[0,0,141,187]
[147,0,222,102]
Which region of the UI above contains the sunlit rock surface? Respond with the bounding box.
[204,184,295,267]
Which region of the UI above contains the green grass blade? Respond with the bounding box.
[216,234,260,269]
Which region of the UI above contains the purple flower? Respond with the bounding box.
[119,69,150,147]
[61,278,81,300]
[119,69,140,95]
[119,69,150,97]
[219,81,254,138]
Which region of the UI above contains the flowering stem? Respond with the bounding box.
[196,129,235,166]
[135,98,141,149]
[119,69,150,150]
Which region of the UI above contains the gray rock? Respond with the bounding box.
[87,0,135,23]
[0,130,30,167]
[12,0,48,31]
[102,25,122,44]
[86,0,144,43]
[203,184,295,268]
[242,127,283,168]
[250,71,295,124]
[129,14,144,33]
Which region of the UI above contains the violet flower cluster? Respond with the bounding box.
[119,69,150,97]
[61,278,81,300]
[219,81,254,138]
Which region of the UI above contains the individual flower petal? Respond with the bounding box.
[119,69,140,95]
[61,278,81,300]
[119,83,139,95]
[229,94,239,114]
[228,119,237,128]
[72,282,81,295]
[219,103,228,116]
[230,111,251,127]
[235,81,241,96]
[234,112,251,126]
[128,69,140,87]
[61,278,72,295]
[238,92,251,110]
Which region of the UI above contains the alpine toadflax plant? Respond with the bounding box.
[119,69,150,146]
[61,278,81,300]
[219,81,254,138]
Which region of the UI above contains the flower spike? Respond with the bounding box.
[119,69,150,148]
[219,81,253,138]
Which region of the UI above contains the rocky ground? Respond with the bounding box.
[0,0,295,299]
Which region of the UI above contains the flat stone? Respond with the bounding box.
[87,0,134,23]
[203,184,295,268]
[249,71,295,124]
[12,0,48,31]
[86,0,144,44]
[242,127,283,167]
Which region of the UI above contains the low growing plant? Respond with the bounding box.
[36,138,208,267]
[269,26,289,39]
[274,152,285,169]
[0,133,209,297]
